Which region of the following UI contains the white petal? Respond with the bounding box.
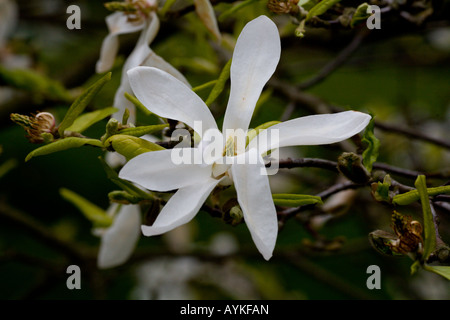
[96,12,146,73]
[252,111,372,154]
[194,0,221,41]
[141,177,221,236]
[119,149,213,192]
[128,66,217,136]
[96,33,120,73]
[106,11,145,35]
[222,16,281,133]
[141,50,191,87]
[231,149,278,260]
[98,204,141,269]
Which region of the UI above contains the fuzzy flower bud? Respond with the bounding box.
[267,0,299,15]
[10,111,57,143]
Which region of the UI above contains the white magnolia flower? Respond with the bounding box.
[119,16,371,260]
[95,203,142,269]
[96,0,189,123]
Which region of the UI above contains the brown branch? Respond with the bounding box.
[297,28,371,90]
[374,120,450,150]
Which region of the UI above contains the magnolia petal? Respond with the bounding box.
[231,149,278,260]
[128,67,217,136]
[138,11,160,49]
[194,0,221,41]
[119,149,213,192]
[98,204,141,269]
[96,33,120,73]
[251,111,372,154]
[141,50,191,87]
[141,177,221,236]
[222,15,281,134]
[96,12,146,73]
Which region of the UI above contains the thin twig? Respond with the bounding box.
[374,120,450,150]
[297,28,371,90]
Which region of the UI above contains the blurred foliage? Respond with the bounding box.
[0,0,449,300]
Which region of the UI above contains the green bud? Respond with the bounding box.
[337,152,371,184]
[368,230,402,256]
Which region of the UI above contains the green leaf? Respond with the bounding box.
[424,265,450,280]
[58,72,112,136]
[124,92,154,117]
[306,0,342,21]
[0,66,72,103]
[361,117,379,172]
[65,107,118,133]
[104,134,164,161]
[351,3,370,27]
[393,185,450,206]
[108,190,142,204]
[160,0,178,16]
[205,59,232,106]
[118,124,169,137]
[218,0,260,22]
[98,156,153,200]
[0,159,18,179]
[272,194,323,207]
[371,175,392,202]
[25,137,103,162]
[415,175,436,261]
[60,188,113,228]
[298,0,318,11]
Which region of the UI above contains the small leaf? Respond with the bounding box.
[118,124,169,137]
[205,58,232,106]
[306,0,342,21]
[25,137,103,162]
[415,175,436,261]
[393,185,450,206]
[99,156,153,200]
[361,116,379,172]
[298,0,318,11]
[0,66,72,103]
[65,107,118,133]
[272,194,323,207]
[424,265,450,280]
[351,3,370,27]
[371,175,392,203]
[104,135,164,161]
[0,159,17,179]
[124,92,153,117]
[108,190,142,204]
[58,72,112,136]
[160,0,178,16]
[60,188,113,228]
